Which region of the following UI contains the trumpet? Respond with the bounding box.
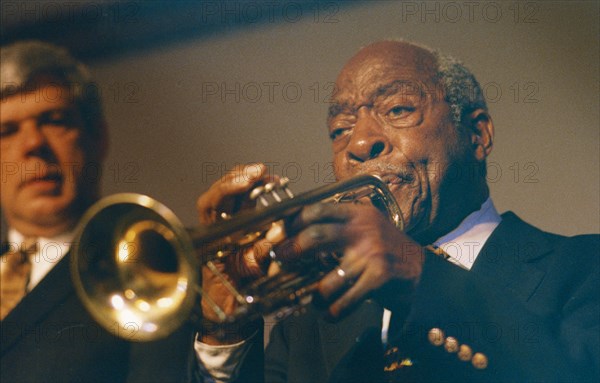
[70,174,403,341]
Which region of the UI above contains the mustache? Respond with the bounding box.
[352,163,415,183]
[18,163,64,187]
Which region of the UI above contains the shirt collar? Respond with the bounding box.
[8,228,76,290]
[433,197,502,270]
[8,229,75,251]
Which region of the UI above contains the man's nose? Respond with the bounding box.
[345,109,391,163]
[20,120,48,154]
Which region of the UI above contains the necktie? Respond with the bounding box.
[0,237,37,320]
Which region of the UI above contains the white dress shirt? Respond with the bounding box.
[433,197,502,270]
[7,229,75,291]
[195,198,502,382]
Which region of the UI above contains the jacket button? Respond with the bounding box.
[444,336,459,353]
[457,344,472,361]
[428,328,444,346]
[471,352,488,369]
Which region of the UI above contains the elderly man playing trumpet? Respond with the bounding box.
[192,40,599,383]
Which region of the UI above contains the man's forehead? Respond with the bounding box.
[343,42,436,77]
[329,80,428,114]
[333,42,438,101]
[0,83,75,121]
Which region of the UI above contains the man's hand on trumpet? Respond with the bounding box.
[196,162,425,345]
[196,163,285,344]
[282,200,424,320]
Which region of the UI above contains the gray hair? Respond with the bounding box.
[433,51,488,129]
[395,40,488,128]
[0,40,104,137]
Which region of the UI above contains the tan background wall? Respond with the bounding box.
[5,1,598,236]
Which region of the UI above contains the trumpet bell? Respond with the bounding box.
[70,194,198,341]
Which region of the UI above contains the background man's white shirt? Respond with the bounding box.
[7,229,74,291]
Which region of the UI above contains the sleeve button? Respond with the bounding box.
[457,344,473,361]
[471,352,488,369]
[444,336,459,353]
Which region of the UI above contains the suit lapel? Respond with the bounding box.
[1,253,74,355]
[472,212,552,302]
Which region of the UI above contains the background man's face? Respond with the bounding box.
[329,42,477,241]
[0,84,97,235]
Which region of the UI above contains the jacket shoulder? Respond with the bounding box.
[499,211,599,258]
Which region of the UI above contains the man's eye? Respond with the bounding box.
[0,122,19,138]
[39,109,81,128]
[329,127,351,140]
[386,106,415,119]
[41,112,68,126]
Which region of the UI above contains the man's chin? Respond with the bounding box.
[399,206,432,244]
[20,196,74,220]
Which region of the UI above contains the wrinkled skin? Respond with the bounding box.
[196,41,494,343]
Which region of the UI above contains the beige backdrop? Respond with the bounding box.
[89,1,598,236]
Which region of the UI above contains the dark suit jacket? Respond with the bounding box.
[1,252,196,383]
[216,212,599,382]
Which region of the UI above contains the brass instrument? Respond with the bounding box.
[71,175,403,341]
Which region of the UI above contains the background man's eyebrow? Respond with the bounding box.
[40,107,68,115]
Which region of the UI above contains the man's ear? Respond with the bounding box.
[465,109,494,161]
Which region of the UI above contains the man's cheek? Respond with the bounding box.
[59,151,86,184]
[332,160,347,179]
[421,163,440,187]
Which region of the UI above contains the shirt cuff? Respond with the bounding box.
[194,332,256,383]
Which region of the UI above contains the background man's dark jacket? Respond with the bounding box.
[1,252,195,383]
